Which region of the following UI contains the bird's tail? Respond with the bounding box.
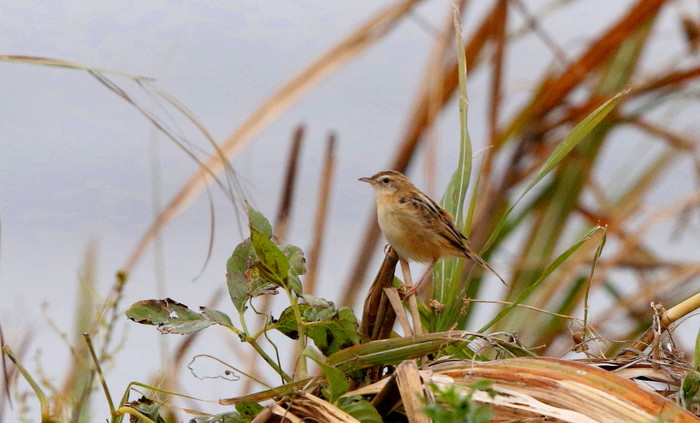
[465,250,508,286]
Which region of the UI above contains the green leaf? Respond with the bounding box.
[276,300,359,356]
[125,299,214,335]
[226,239,278,313]
[234,402,264,421]
[200,307,235,329]
[478,226,604,333]
[482,90,626,253]
[250,227,290,285]
[682,369,700,412]
[328,332,468,372]
[280,244,306,276]
[303,348,349,403]
[336,396,382,423]
[275,304,310,340]
[246,203,272,238]
[125,396,166,423]
[189,412,246,423]
[433,9,473,301]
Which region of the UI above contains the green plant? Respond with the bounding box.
[421,381,494,423]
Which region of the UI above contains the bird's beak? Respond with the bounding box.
[358,177,375,185]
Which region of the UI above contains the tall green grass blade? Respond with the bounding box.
[477,226,604,334]
[431,9,473,331]
[481,92,625,254]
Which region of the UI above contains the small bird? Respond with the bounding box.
[359,170,506,295]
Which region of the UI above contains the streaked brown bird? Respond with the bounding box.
[359,170,505,295]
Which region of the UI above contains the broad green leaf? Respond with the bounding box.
[275,304,309,340]
[200,307,235,329]
[250,227,289,284]
[246,203,272,238]
[280,244,306,276]
[337,396,382,423]
[125,299,214,335]
[226,239,277,313]
[276,301,359,356]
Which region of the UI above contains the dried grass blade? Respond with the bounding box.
[431,357,698,422]
[395,361,429,423]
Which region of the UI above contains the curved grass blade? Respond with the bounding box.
[477,226,604,334]
[481,90,627,254]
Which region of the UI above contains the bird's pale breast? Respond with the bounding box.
[376,194,446,263]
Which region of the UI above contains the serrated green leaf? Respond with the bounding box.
[125,299,214,335]
[200,307,235,329]
[246,203,272,238]
[337,396,382,423]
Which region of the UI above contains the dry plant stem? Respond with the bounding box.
[627,292,700,354]
[118,0,420,280]
[395,360,429,423]
[360,248,399,341]
[487,0,507,143]
[384,288,414,336]
[249,406,273,423]
[275,124,305,242]
[305,133,336,295]
[371,372,401,417]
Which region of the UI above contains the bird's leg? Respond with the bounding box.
[405,259,437,296]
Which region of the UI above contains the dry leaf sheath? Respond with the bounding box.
[359,170,506,294]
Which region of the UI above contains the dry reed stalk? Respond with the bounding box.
[304,133,336,295]
[395,360,429,423]
[360,248,399,341]
[275,124,305,242]
[487,0,507,144]
[624,292,700,355]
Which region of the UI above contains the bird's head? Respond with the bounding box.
[358,170,410,195]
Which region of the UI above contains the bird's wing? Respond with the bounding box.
[400,192,467,249]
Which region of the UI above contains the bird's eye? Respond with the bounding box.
[381,177,390,184]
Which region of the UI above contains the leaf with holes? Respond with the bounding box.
[125,298,214,335]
